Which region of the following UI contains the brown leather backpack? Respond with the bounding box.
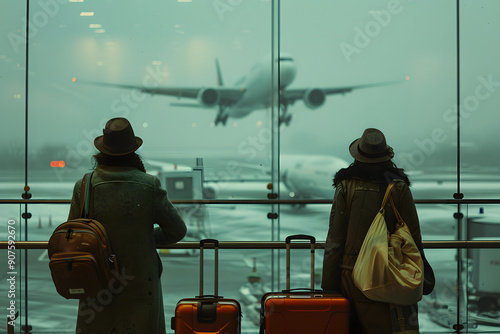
[48,172,118,299]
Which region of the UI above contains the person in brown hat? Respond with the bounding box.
[67,117,186,334]
[321,128,423,333]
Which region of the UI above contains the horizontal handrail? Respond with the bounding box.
[2,199,500,205]
[2,240,500,250]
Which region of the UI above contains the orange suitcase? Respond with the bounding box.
[260,235,349,334]
[172,239,241,333]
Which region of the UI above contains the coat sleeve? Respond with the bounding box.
[152,177,187,245]
[321,181,348,292]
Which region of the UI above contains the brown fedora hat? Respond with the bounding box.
[94,118,143,156]
[349,128,394,163]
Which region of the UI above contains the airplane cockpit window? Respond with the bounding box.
[2,0,500,332]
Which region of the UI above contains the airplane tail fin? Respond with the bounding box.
[215,58,224,86]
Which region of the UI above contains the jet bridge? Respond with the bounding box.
[467,217,500,325]
[158,158,210,254]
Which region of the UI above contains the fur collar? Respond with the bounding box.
[333,164,410,187]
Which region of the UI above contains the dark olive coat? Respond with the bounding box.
[321,164,422,333]
[68,165,187,334]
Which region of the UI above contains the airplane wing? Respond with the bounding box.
[283,80,403,106]
[80,82,246,107]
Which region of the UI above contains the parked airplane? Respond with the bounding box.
[152,155,349,202]
[82,53,404,126]
[189,156,500,202]
[280,154,349,201]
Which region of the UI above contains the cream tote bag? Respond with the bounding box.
[352,182,423,305]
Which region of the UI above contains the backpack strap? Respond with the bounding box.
[79,174,87,218]
[389,191,405,228]
[380,182,396,211]
[80,172,94,218]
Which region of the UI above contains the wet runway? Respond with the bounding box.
[1,187,500,332]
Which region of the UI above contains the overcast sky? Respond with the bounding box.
[1,0,500,173]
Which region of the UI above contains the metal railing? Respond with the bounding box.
[2,240,500,250]
[2,198,500,334]
[2,198,500,250]
[3,199,500,204]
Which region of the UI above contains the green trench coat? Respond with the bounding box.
[322,177,423,334]
[67,165,187,334]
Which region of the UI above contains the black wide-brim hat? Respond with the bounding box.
[349,128,394,163]
[94,118,143,156]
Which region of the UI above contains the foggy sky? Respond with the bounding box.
[1,0,500,174]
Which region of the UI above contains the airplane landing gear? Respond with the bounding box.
[279,101,292,126]
[215,107,228,126]
[280,114,292,126]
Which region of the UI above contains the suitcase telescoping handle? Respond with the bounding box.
[199,239,219,297]
[285,234,315,291]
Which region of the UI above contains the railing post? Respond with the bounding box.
[7,312,18,334]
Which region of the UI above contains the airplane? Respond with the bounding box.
[280,154,349,202]
[183,155,500,203]
[150,154,349,202]
[81,53,404,126]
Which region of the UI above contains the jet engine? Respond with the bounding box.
[303,89,326,109]
[197,88,220,107]
[202,184,218,200]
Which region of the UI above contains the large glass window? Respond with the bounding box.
[460,1,500,199]
[2,0,500,333]
[1,1,26,198]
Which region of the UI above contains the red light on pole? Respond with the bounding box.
[50,161,65,168]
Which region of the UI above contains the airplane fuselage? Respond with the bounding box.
[225,54,297,119]
[281,155,349,200]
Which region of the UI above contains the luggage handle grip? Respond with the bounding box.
[285,234,316,244]
[195,294,224,299]
[199,239,219,296]
[285,234,316,291]
[281,288,323,294]
[200,239,219,248]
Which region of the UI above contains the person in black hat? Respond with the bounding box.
[321,128,423,333]
[67,117,186,334]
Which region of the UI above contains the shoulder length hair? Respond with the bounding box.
[93,152,146,173]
